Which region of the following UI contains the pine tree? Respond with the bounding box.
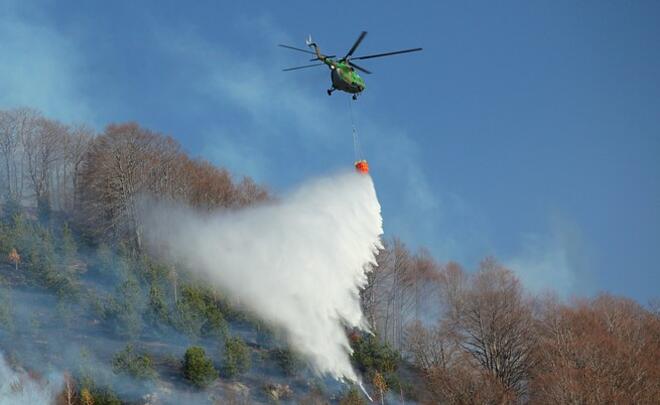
[183,346,218,388]
[60,223,77,265]
[223,336,251,377]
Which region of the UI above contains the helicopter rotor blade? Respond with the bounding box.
[309,55,336,61]
[344,31,368,60]
[282,63,325,72]
[349,62,372,74]
[350,47,422,61]
[278,44,316,55]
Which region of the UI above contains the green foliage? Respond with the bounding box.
[76,346,122,405]
[96,243,115,277]
[28,313,42,339]
[146,282,169,326]
[223,336,251,378]
[23,226,56,278]
[271,347,303,376]
[5,215,82,298]
[77,346,96,390]
[95,390,122,405]
[205,304,228,335]
[55,299,74,329]
[173,299,205,339]
[87,387,122,405]
[0,197,22,225]
[0,224,9,255]
[173,285,228,339]
[0,286,14,334]
[112,344,157,380]
[109,273,144,339]
[339,386,367,405]
[59,223,77,263]
[143,257,170,283]
[183,346,218,388]
[243,313,273,345]
[84,289,108,319]
[97,250,140,334]
[351,334,399,375]
[8,213,28,249]
[36,194,51,223]
[45,269,80,302]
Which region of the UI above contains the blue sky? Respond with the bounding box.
[1,0,658,303]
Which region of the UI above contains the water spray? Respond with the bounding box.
[143,171,383,383]
[359,381,374,402]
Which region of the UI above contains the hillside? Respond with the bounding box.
[1,108,659,404]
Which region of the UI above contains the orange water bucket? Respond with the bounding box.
[354,160,369,174]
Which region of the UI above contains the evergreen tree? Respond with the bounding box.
[60,223,77,264]
[183,346,218,388]
[223,336,251,378]
[112,344,157,380]
[96,243,114,277]
[114,274,144,339]
[146,282,169,327]
[0,285,14,334]
[339,386,367,405]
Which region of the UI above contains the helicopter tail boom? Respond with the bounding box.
[306,35,325,61]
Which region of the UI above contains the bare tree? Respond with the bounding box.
[184,158,235,210]
[0,109,17,198]
[21,117,67,215]
[78,123,182,248]
[361,239,393,334]
[60,124,93,211]
[456,259,537,398]
[58,373,77,405]
[531,294,660,403]
[406,320,454,371]
[233,176,268,207]
[419,260,536,402]
[363,239,442,352]
[0,108,40,202]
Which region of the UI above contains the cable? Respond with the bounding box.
[348,98,363,161]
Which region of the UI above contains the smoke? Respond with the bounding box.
[0,353,61,405]
[506,218,589,297]
[143,171,383,382]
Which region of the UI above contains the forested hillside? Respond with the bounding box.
[0,107,658,404]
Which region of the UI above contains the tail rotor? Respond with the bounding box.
[306,35,317,49]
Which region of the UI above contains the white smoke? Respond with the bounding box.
[0,353,60,405]
[143,171,383,382]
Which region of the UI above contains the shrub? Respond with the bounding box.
[146,282,169,327]
[339,386,367,405]
[351,334,399,375]
[95,243,114,277]
[114,275,144,339]
[88,387,122,405]
[112,344,157,380]
[272,347,303,376]
[59,223,77,263]
[0,287,14,333]
[183,346,218,388]
[223,336,251,378]
[173,285,228,339]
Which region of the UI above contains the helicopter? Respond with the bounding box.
[279,31,422,100]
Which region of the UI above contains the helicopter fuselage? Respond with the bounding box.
[329,62,365,94]
[312,44,365,95]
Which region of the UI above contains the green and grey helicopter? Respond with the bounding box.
[279,31,422,100]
